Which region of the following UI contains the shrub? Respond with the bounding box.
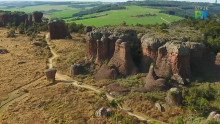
[175,117,184,124]
[7,29,15,38]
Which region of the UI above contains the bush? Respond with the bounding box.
[67,22,85,33]
[182,84,216,115]
[175,117,184,124]
[208,119,219,124]
[7,29,15,38]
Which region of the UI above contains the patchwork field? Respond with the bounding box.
[66,6,183,27]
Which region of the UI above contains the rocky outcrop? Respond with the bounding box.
[109,41,138,76]
[141,36,167,72]
[0,11,31,27]
[165,87,182,106]
[32,11,43,23]
[70,64,84,77]
[45,68,57,83]
[95,107,112,117]
[94,65,118,80]
[133,65,167,93]
[107,83,130,96]
[48,21,72,40]
[155,41,191,79]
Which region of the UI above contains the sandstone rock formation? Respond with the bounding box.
[107,83,130,96]
[109,41,138,76]
[84,28,220,83]
[0,11,31,27]
[70,64,84,77]
[155,41,191,79]
[140,35,167,72]
[32,11,43,23]
[133,65,167,93]
[45,68,57,83]
[165,87,182,106]
[48,21,72,40]
[94,65,118,80]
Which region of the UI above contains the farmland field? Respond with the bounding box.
[65,6,183,27]
[49,9,81,18]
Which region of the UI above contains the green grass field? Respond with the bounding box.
[49,9,81,18]
[65,6,183,27]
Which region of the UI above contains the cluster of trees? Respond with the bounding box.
[67,22,85,33]
[72,4,125,17]
[179,17,220,53]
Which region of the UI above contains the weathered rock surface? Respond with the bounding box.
[107,83,130,96]
[0,11,31,27]
[155,41,191,79]
[144,65,167,92]
[155,103,165,112]
[45,68,57,82]
[84,28,220,82]
[165,87,182,106]
[95,107,112,117]
[141,36,167,72]
[94,65,118,80]
[70,64,84,77]
[32,11,43,23]
[48,21,72,40]
[109,41,138,76]
[215,53,220,66]
[207,111,220,123]
[0,49,8,54]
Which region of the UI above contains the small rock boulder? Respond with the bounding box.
[0,49,8,54]
[165,87,182,106]
[95,107,112,117]
[45,68,57,82]
[155,103,165,112]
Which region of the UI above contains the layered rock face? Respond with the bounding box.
[48,21,72,40]
[32,11,43,23]
[86,30,139,78]
[85,30,220,82]
[0,11,32,27]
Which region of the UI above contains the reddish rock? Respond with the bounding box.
[32,11,43,23]
[215,53,220,66]
[70,64,84,77]
[144,65,167,92]
[155,41,191,79]
[107,83,130,96]
[165,88,182,106]
[109,40,138,76]
[45,68,57,82]
[94,65,118,80]
[95,35,109,65]
[0,11,30,27]
[48,21,72,40]
[141,36,167,72]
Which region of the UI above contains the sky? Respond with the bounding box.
[0,0,218,3]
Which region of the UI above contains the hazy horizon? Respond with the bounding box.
[0,0,219,3]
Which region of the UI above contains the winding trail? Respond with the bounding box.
[46,35,167,124]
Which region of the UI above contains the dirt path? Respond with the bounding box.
[161,17,170,24]
[46,34,167,124]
